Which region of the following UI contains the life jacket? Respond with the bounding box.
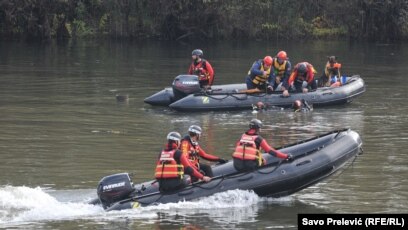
[324,62,341,78]
[248,61,271,85]
[181,138,200,167]
[232,134,263,166]
[273,58,287,77]
[295,63,317,82]
[155,149,184,179]
[191,59,209,81]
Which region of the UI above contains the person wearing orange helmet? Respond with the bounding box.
[283,62,317,96]
[244,56,274,93]
[188,49,215,88]
[270,51,292,92]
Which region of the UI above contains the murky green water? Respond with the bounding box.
[0,40,407,229]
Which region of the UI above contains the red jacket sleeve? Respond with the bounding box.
[180,151,204,179]
[288,71,296,86]
[307,67,314,84]
[197,145,219,161]
[188,63,194,75]
[259,139,287,159]
[205,61,215,85]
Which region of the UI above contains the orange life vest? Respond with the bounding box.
[181,140,200,167]
[324,62,342,78]
[155,149,184,179]
[232,134,263,166]
[190,59,209,81]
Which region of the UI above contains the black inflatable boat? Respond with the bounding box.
[144,75,365,112]
[93,129,363,211]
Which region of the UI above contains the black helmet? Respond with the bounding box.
[167,131,181,142]
[192,49,203,57]
[297,63,307,74]
[188,125,202,136]
[249,119,263,129]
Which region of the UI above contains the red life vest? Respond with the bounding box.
[155,149,184,179]
[190,60,209,81]
[232,134,263,166]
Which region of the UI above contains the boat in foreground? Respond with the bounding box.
[92,129,363,211]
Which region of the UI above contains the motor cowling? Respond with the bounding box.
[97,173,134,209]
[172,75,201,100]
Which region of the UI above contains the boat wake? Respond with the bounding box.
[0,185,291,226]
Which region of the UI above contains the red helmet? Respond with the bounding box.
[276,51,287,60]
[263,56,273,66]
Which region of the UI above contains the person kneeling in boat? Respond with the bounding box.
[270,51,292,92]
[188,49,215,89]
[181,125,227,180]
[318,56,342,87]
[282,62,317,97]
[232,119,293,171]
[155,132,211,192]
[243,56,274,94]
[293,99,313,112]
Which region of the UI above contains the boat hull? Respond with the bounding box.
[169,76,365,112]
[98,129,362,211]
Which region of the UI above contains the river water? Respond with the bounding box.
[0,40,407,229]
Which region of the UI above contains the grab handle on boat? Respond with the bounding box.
[237,175,253,182]
[178,190,194,196]
[296,159,312,166]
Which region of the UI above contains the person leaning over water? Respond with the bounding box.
[282,62,317,97]
[270,51,292,91]
[244,56,274,93]
[232,119,293,171]
[155,132,211,192]
[188,49,215,88]
[180,125,227,179]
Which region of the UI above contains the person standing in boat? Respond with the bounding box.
[180,125,227,179]
[282,62,317,97]
[232,119,293,171]
[244,56,274,93]
[270,51,292,91]
[155,132,211,192]
[188,49,215,89]
[318,56,342,87]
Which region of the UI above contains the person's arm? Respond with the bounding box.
[197,145,220,161]
[205,61,215,85]
[188,63,193,75]
[250,61,263,76]
[307,67,315,84]
[259,138,288,159]
[179,151,205,179]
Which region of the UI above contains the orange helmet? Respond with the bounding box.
[276,51,287,60]
[263,56,273,66]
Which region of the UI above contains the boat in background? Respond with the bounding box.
[144,75,365,112]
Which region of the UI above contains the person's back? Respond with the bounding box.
[232,119,292,171]
[155,132,211,192]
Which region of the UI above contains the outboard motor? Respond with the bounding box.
[97,173,134,209]
[172,75,202,100]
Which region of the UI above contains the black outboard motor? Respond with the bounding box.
[97,173,134,209]
[172,75,202,100]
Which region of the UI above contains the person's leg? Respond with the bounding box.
[198,163,214,177]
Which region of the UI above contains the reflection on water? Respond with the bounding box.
[0,40,407,229]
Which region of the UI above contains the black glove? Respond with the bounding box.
[286,154,294,162]
[218,158,227,164]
